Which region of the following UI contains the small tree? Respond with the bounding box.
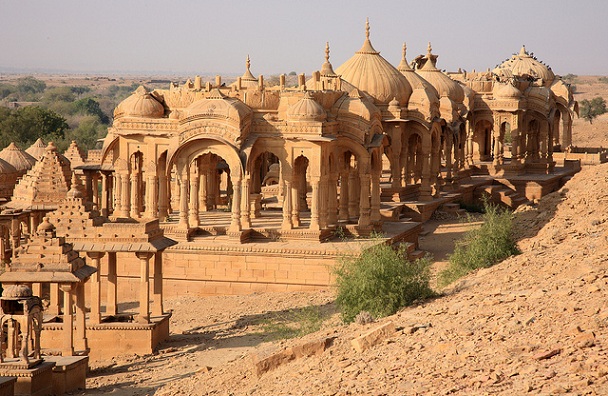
[335,243,434,323]
[580,97,607,124]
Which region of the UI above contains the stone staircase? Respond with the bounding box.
[475,183,529,209]
[396,240,426,261]
[379,203,413,222]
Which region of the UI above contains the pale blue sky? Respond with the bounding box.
[0,0,605,76]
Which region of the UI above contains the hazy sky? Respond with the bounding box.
[1,0,606,77]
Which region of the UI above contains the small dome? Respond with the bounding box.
[320,42,338,77]
[493,82,522,99]
[416,43,464,103]
[2,284,33,299]
[0,142,37,174]
[493,46,555,87]
[397,42,439,97]
[25,138,46,161]
[66,173,84,199]
[286,92,327,122]
[335,19,412,106]
[114,86,165,119]
[37,216,55,234]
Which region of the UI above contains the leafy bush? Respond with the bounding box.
[439,200,519,287]
[335,243,434,323]
[580,97,607,124]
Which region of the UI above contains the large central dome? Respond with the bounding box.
[493,46,555,87]
[336,19,412,107]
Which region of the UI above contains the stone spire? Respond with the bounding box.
[357,17,378,54]
[320,42,337,76]
[397,42,412,71]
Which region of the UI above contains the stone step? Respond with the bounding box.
[408,249,426,261]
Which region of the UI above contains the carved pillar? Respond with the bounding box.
[144,175,158,218]
[49,283,61,316]
[101,172,109,217]
[199,171,208,211]
[419,153,432,201]
[158,171,168,220]
[318,178,328,229]
[136,252,153,324]
[114,172,122,215]
[92,173,100,210]
[338,171,349,221]
[179,172,189,228]
[370,170,381,223]
[120,172,131,218]
[107,252,118,316]
[327,174,338,226]
[358,173,371,228]
[152,252,163,317]
[445,133,453,179]
[281,180,293,230]
[130,171,140,218]
[228,177,242,233]
[309,178,320,231]
[291,182,300,228]
[188,164,200,227]
[348,167,358,219]
[61,284,75,356]
[31,283,42,298]
[87,251,105,325]
[240,178,251,229]
[75,282,88,353]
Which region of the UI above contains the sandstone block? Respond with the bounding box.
[351,321,396,353]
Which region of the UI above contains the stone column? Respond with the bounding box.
[120,172,131,218]
[281,180,292,230]
[419,153,432,201]
[145,175,158,219]
[49,283,61,316]
[136,252,153,324]
[75,282,88,353]
[101,173,109,217]
[152,252,163,317]
[31,283,42,298]
[92,173,100,210]
[291,182,300,228]
[370,171,381,223]
[309,178,320,231]
[240,178,251,229]
[318,178,328,229]
[188,167,200,227]
[87,251,105,325]
[114,172,122,215]
[158,172,168,220]
[61,284,75,356]
[85,173,93,205]
[199,171,208,211]
[228,177,242,233]
[358,174,371,228]
[338,171,349,221]
[179,174,189,228]
[327,175,338,226]
[107,252,118,316]
[130,171,140,218]
[348,168,358,219]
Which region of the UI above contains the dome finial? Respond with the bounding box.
[325,42,330,63]
[402,42,407,61]
[246,54,251,71]
[365,17,370,40]
[427,42,433,57]
[519,45,527,56]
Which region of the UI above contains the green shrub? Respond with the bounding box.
[439,201,519,287]
[335,243,434,323]
[259,306,327,340]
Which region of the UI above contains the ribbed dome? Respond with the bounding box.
[114,86,165,119]
[184,89,253,122]
[230,55,258,89]
[493,82,522,99]
[0,142,37,175]
[26,138,46,160]
[286,92,327,122]
[416,43,464,103]
[335,19,412,106]
[397,42,439,97]
[494,46,555,87]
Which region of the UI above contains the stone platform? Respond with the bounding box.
[0,361,54,396]
[0,377,16,396]
[43,356,88,395]
[41,313,171,361]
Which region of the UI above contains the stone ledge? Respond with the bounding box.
[351,321,396,353]
[253,337,334,376]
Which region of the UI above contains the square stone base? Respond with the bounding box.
[0,361,54,396]
[0,377,16,396]
[41,313,171,361]
[43,356,88,394]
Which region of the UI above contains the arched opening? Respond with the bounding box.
[473,120,493,161]
[292,155,310,227]
[407,133,423,185]
[553,109,562,150]
[525,119,540,162]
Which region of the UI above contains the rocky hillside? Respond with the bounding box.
[155,163,608,395]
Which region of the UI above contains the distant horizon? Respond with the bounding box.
[1,1,606,77]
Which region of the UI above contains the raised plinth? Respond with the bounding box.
[41,313,171,361]
[43,356,88,394]
[0,361,54,396]
[0,377,16,396]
